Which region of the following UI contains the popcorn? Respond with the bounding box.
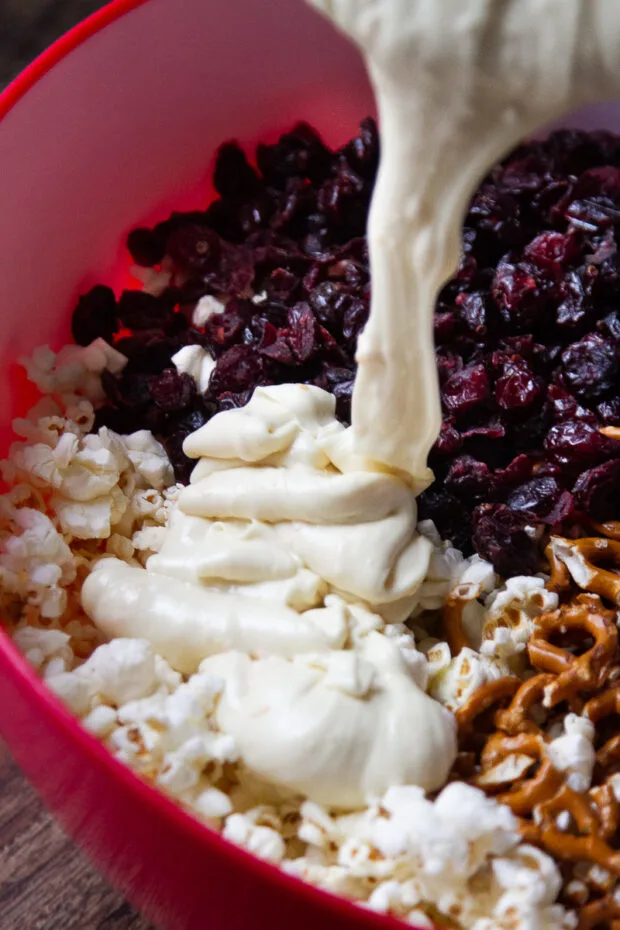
[192,294,225,328]
[70,638,161,706]
[224,813,286,862]
[482,576,559,660]
[120,431,174,490]
[19,340,127,403]
[415,524,496,613]
[545,714,596,793]
[172,345,216,393]
[429,646,509,711]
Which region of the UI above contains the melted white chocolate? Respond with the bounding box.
[308,0,620,485]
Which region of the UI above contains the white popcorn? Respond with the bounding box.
[129,264,172,296]
[192,294,225,328]
[121,431,174,490]
[46,671,93,716]
[172,344,216,393]
[429,647,509,711]
[372,782,518,868]
[415,525,496,613]
[194,787,233,820]
[482,576,558,660]
[366,880,403,913]
[19,340,127,403]
[12,627,71,662]
[224,814,286,862]
[52,494,119,539]
[82,705,118,737]
[545,714,596,793]
[75,638,159,706]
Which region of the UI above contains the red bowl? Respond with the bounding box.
[2,3,620,928]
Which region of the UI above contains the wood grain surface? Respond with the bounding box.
[1,4,154,928]
[0,739,153,930]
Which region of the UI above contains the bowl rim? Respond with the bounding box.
[0,4,410,928]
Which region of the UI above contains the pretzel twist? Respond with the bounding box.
[494,673,559,734]
[528,595,618,706]
[442,583,479,656]
[578,896,620,930]
[537,784,620,877]
[547,537,620,606]
[454,676,522,740]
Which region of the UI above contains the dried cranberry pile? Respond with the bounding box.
[76,122,620,577]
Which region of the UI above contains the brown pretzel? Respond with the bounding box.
[527,595,618,706]
[578,896,620,930]
[548,537,620,606]
[584,686,620,724]
[442,583,478,656]
[494,673,559,734]
[589,519,620,542]
[545,538,572,594]
[584,687,620,772]
[455,676,522,740]
[537,784,620,877]
[471,730,563,816]
[589,782,620,841]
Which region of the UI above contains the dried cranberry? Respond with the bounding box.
[288,303,320,362]
[495,359,543,411]
[506,477,564,521]
[444,456,495,503]
[166,225,221,274]
[71,285,118,346]
[454,292,487,334]
[417,490,472,554]
[117,290,174,330]
[523,231,580,276]
[598,397,620,425]
[492,261,547,331]
[257,123,332,189]
[209,344,264,394]
[472,504,539,577]
[204,299,251,350]
[126,227,166,266]
[430,419,461,457]
[442,364,490,415]
[561,333,619,401]
[151,369,197,412]
[572,459,620,522]
[544,419,619,468]
[340,118,379,181]
[213,142,262,199]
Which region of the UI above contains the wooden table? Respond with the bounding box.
[0,739,153,929]
[0,6,153,928]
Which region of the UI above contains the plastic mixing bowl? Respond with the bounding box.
[1,2,620,928]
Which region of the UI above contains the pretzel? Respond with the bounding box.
[589,782,620,841]
[471,731,545,791]
[589,519,620,543]
[442,582,479,656]
[578,896,620,930]
[455,676,522,741]
[537,784,620,877]
[494,673,560,734]
[547,537,620,606]
[472,731,564,816]
[527,595,618,706]
[584,687,620,772]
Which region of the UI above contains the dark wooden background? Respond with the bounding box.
[1,3,153,927]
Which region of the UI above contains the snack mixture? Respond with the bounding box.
[2,123,620,930]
